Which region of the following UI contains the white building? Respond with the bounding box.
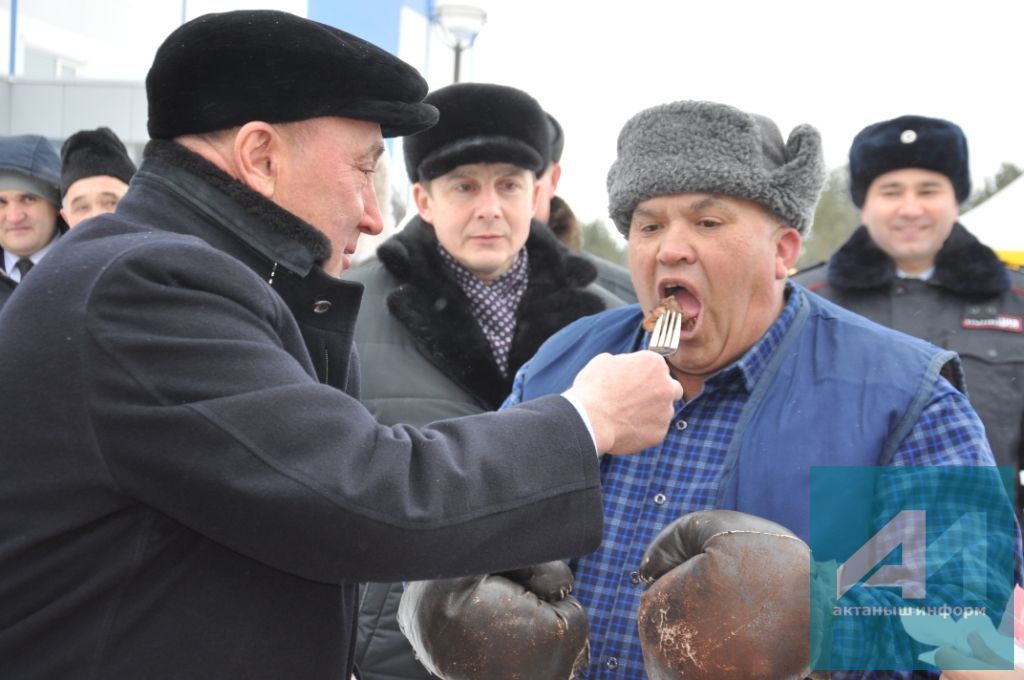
[0,0,479,256]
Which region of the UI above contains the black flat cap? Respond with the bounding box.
[403,83,550,183]
[60,127,136,198]
[146,10,438,139]
[849,114,971,207]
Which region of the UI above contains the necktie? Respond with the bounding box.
[14,258,33,280]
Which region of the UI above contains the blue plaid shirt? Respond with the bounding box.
[504,286,1019,679]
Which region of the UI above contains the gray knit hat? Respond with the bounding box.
[607,100,825,235]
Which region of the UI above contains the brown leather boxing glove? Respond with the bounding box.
[636,509,817,680]
[397,561,589,680]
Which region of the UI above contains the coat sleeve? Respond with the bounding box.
[83,241,603,584]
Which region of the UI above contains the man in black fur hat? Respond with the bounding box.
[59,126,136,228]
[0,11,684,680]
[346,82,625,680]
[793,114,1024,518]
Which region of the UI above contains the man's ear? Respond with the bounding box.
[413,183,433,222]
[776,226,802,280]
[232,122,280,199]
[59,208,70,226]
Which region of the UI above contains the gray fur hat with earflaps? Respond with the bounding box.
[607,100,825,236]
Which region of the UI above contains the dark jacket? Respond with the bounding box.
[0,141,605,680]
[345,216,622,680]
[793,223,1024,511]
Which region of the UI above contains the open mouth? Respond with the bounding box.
[660,283,700,332]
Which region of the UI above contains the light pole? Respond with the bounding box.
[433,3,487,83]
[8,0,17,77]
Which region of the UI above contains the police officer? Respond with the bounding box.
[794,114,1024,517]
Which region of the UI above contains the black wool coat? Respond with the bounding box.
[0,141,604,680]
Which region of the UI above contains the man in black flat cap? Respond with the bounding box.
[59,126,136,228]
[347,82,625,680]
[0,11,683,680]
[793,114,1024,520]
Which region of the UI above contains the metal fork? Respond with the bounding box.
[647,310,682,356]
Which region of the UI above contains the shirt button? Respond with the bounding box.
[675,420,688,431]
[630,570,641,585]
[312,300,332,314]
[605,657,619,670]
[894,285,905,295]
[653,492,667,505]
[988,349,999,359]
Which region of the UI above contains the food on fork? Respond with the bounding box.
[642,296,688,333]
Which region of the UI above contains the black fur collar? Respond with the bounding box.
[827,222,1009,296]
[143,139,331,265]
[377,217,606,409]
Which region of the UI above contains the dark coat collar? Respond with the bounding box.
[377,217,606,409]
[141,140,331,276]
[827,222,1009,296]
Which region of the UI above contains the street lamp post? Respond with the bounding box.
[433,3,487,83]
[9,0,18,77]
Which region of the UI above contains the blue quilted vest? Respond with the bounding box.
[520,286,962,542]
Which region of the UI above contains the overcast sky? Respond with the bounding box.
[9,0,1022,226]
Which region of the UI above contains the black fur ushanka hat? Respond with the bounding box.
[402,83,551,183]
[60,127,136,198]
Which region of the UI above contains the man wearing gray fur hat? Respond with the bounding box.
[793,114,1024,524]
[400,101,1018,679]
[0,11,684,680]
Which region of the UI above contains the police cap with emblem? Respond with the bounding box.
[849,114,971,208]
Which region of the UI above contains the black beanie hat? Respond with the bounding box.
[402,83,551,183]
[60,127,136,198]
[146,10,438,140]
[848,114,970,207]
